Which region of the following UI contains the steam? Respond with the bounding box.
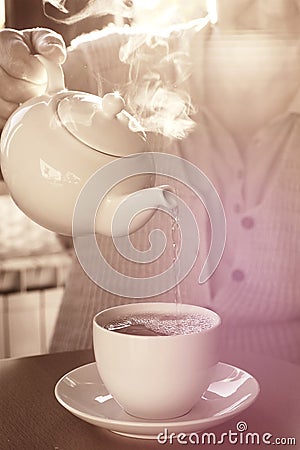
[42,0,134,24]
[44,0,210,140]
[119,28,199,140]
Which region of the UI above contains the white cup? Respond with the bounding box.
[93,302,221,420]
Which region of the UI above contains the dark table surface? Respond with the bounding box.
[0,348,299,450]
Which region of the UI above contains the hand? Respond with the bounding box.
[0,28,66,130]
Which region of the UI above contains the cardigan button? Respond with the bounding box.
[241,216,255,229]
[232,269,245,282]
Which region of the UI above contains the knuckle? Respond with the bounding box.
[0,28,19,43]
[0,34,30,79]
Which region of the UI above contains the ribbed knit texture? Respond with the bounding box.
[50,23,300,364]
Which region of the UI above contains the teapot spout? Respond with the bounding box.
[95,185,176,237]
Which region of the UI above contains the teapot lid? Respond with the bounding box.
[57,92,147,157]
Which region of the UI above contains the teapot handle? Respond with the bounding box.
[35,54,65,94]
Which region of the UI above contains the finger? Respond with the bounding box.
[0,96,19,118]
[27,28,66,64]
[0,116,6,131]
[0,29,47,84]
[0,64,46,103]
[0,97,18,129]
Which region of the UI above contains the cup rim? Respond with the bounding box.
[93,302,221,339]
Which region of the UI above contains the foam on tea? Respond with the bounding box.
[103,312,217,336]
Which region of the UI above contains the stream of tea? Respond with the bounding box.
[103,205,218,336]
[171,204,182,309]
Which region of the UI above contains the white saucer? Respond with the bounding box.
[55,362,259,439]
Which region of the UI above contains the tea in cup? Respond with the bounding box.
[93,302,221,420]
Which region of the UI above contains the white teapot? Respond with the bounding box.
[0,56,173,237]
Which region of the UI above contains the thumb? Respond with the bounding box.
[24,28,67,65]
